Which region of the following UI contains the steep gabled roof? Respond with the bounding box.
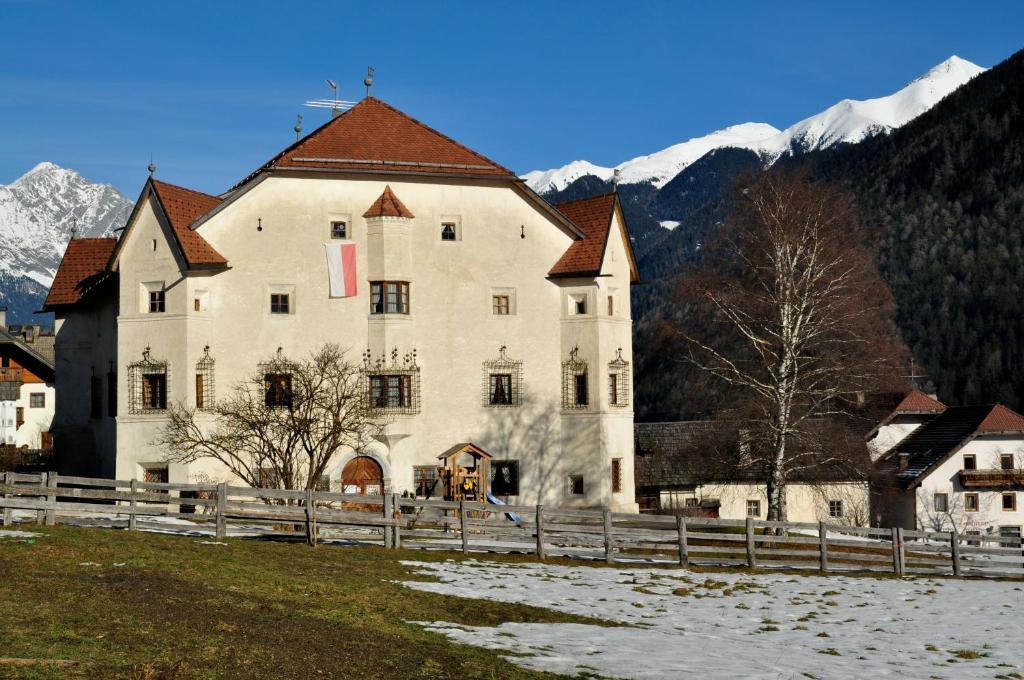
[0,327,55,377]
[888,403,1024,483]
[43,238,117,310]
[548,192,634,280]
[149,180,227,266]
[893,389,946,414]
[234,97,514,190]
[362,185,415,219]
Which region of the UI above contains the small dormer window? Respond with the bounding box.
[441,223,457,241]
[331,221,347,239]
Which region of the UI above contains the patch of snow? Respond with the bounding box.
[401,559,1024,678]
[0,529,41,538]
[659,220,681,231]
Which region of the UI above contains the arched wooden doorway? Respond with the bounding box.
[342,456,384,495]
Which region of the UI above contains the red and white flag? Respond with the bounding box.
[324,242,357,298]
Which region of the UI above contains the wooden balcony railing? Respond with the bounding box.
[959,468,1024,489]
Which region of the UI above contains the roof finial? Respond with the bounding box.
[294,114,303,141]
[364,66,375,98]
[148,154,156,176]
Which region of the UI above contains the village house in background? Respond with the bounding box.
[871,392,1024,540]
[43,97,639,510]
[633,421,871,525]
[0,307,55,454]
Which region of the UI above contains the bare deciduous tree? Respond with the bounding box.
[157,344,383,491]
[676,170,907,521]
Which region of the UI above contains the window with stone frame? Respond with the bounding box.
[568,474,585,496]
[363,348,420,415]
[195,346,215,410]
[482,346,523,407]
[128,347,168,414]
[608,348,630,406]
[611,458,623,493]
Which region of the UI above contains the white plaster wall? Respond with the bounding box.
[913,435,1024,535]
[113,175,637,510]
[868,419,925,460]
[14,382,54,448]
[661,482,870,525]
[0,401,16,444]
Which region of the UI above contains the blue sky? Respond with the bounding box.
[1,1,1021,197]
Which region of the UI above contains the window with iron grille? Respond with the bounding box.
[568,474,585,496]
[90,375,102,419]
[264,373,293,409]
[611,458,622,493]
[414,465,439,498]
[363,348,421,415]
[490,460,520,497]
[608,348,630,407]
[482,346,523,407]
[828,499,844,518]
[562,347,588,410]
[195,346,215,410]
[143,466,169,484]
[369,281,410,314]
[128,348,168,414]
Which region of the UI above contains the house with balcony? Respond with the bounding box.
[43,96,639,510]
[0,309,56,451]
[872,400,1024,540]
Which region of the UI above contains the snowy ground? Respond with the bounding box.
[401,560,1024,679]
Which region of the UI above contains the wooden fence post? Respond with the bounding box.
[459,500,469,554]
[1,471,10,527]
[392,493,401,549]
[676,514,689,567]
[891,527,904,575]
[215,482,227,540]
[35,472,45,525]
[44,471,57,526]
[535,505,546,561]
[128,479,138,531]
[383,493,393,549]
[305,488,315,547]
[745,517,756,568]
[818,521,829,573]
[603,508,615,565]
[950,530,961,576]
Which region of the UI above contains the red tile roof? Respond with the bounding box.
[237,97,514,189]
[548,193,617,277]
[149,180,227,266]
[893,389,947,414]
[43,238,117,309]
[977,404,1024,432]
[362,185,415,219]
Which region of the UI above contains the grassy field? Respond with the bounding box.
[0,526,604,679]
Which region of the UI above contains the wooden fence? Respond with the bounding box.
[2,471,1022,579]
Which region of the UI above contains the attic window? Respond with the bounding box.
[1001,454,1015,470]
[963,454,976,470]
[441,223,457,241]
[331,221,347,239]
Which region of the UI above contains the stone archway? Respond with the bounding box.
[341,455,384,495]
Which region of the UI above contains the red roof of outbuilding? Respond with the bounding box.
[977,404,1024,433]
[362,185,415,219]
[149,180,227,266]
[548,193,617,278]
[43,238,117,309]
[892,389,947,414]
[236,97,514,189]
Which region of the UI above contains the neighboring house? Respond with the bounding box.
[873,402,1024,539]
[0,309,56,449]
[634,422,870,525]
[866,389,946,460]
[43,96,639,510]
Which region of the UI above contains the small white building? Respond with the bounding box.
[44,96,639,510]
[872,398,1024,541]
[0,321,56,450]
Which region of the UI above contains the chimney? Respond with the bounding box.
[897,453,910,471]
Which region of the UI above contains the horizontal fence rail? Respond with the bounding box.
[1,471,1022,579]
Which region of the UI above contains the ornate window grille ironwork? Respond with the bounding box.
[482,345,523,407]
[363,347,421,415]
[608,347,630,407]
[258,347,296,410]
[195,345,215,410]
[562,346,589,410]
[128,346,169,414]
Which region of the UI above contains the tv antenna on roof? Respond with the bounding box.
[364,67,375,97]
[304,79,356,119]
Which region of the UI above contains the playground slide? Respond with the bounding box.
[486,492,522,524]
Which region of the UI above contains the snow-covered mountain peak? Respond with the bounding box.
[524,55,986,192]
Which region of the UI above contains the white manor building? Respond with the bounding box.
[44,97,639,510]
